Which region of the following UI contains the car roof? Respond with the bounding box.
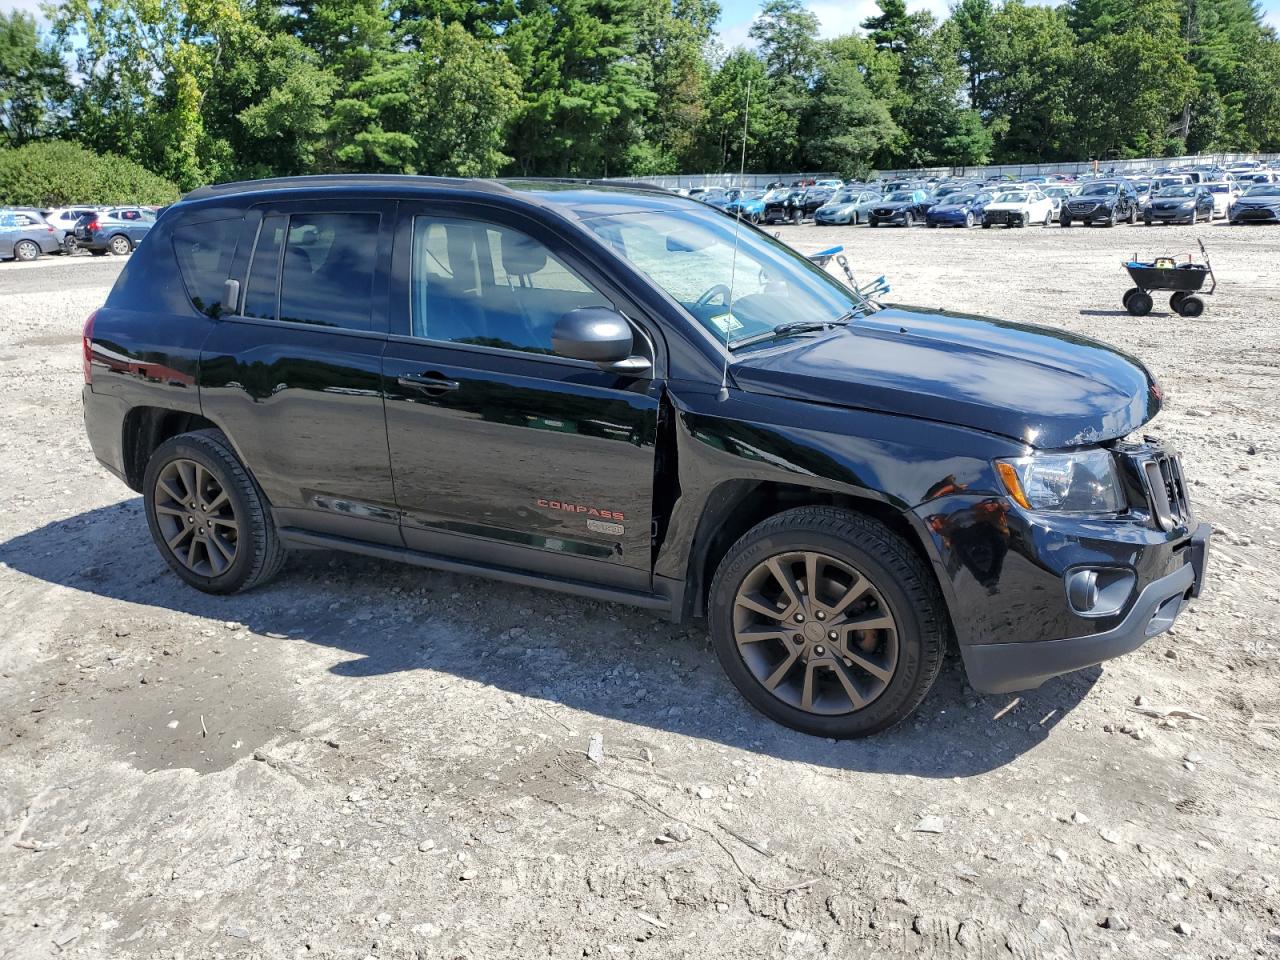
[178,174,688,220]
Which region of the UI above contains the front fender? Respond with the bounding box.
[656,383,1023,622]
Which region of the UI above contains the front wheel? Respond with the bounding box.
[869,219,878,228]
[1044,210,1053,226]
[791,209,802,225]
[13,240,40,262]
[1126,291,1153,316]
[1188,209,1198,226]
[708,507,946,738]
[964,212,974,228]
[903,212,914,227]
[143,429,286,594]
[1176,295,1205,317]
[1128,205,1139,224]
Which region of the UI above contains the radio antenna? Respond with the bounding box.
[718,77,751,402]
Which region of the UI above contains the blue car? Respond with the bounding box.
[723,190,766,223]
[1,209,62,261]
[925,191,995,228]
[72,207,157,256]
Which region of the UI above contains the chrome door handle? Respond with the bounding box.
[396,372,461,395]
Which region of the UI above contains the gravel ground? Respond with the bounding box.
[1,223,1278,960]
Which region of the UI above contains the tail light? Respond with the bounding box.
[82,310,97,385]
[85,218,99,233]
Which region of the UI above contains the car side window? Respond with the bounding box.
[242,212,381,331]
[409,216,611,355]
[172,219,241,317]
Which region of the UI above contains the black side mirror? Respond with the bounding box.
[553,307,649,374]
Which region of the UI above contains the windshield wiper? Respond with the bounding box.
[730,317,851,350]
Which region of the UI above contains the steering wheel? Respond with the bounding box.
[695,283,732,307]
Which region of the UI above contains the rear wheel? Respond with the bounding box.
[1176,295,1205,318]
[143,429,286,594]
[108,234,132,255]
[1123,287,1142,310]
[1044,210,1053,226]
[709,507,946,738]
[1128,205,1139,224]
[1169,291,1188,312]
[13,240,40,262]
[1126,291,1153,316]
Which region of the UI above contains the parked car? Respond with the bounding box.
[1041,185,1079,216]
[1203,182,1238,219]
[982,188,1056,228]
[1229,182,1280,224]
[924,191,993,228]
[1143,185,1215,225]
[814,189,881,225]
[72,208,157,256]
[763,186,833,224]
[1059,180,1140,227]
[762,187,804,224]
[79,174,1210,739]
[42,206,99,251]
[867,190,930,227]
[723,190,766,223]
[0,209,61,261]
[699,188,731,209]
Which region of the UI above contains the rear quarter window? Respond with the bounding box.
[171,218,241,317]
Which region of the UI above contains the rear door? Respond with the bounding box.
[381,201,662,592]
[199,200,401,545]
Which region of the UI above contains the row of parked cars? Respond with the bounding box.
[685,161,1280,230]
[0,205,160,262]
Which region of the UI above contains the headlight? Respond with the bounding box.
[995,449,1125,515]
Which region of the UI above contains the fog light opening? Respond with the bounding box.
[1066,568,1136,618]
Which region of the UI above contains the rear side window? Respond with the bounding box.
[172,219,240,317]
[242,212,380,330]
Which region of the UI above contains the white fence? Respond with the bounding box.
[612,172,838,190]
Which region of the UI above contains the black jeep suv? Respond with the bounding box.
[1060,179,1141,226]
[81,175,1210,738]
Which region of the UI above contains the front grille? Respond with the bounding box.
[1142,453,1191,530]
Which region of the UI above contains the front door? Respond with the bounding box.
[382,203,661,592]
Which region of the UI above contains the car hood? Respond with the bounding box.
[1235,195,1280,206]
[984,200,1029,210]
[872,200,913,209]
[730,306,1160,448]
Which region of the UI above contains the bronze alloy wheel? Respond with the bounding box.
[732,550,899,715]
[153,458,240,577]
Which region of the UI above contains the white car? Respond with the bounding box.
[1204,182,1239,219]
[981,188,1056,228]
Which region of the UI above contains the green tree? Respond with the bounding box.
[983,1,1077,161]
[0,11,69,147]
[403,19,521,175]
[749,0,820,80]
[800,42,898,177]
[499,0,654,176]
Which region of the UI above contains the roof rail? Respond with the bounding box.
[500,177,672,195]
[182,174,516,202]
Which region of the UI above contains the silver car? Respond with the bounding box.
[1,209,62,262]
[813,189,882,225]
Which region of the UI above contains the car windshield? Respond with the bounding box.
[948,193,978,204]
[1207,184,1230,194]
[1158,186,1196,197]
[885,192,914,202]
[1080,183,1119,196]
[1245,183,1280,196]
[831,189,857,203]
[582,206,857,349]
[996,191,1028,202]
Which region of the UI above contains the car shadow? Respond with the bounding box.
[0,501,1099,778]
[1078,309,1162,317]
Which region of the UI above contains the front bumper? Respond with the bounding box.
[962,523,1211,693]
[1146,207,1197,222]
[1231,207,1279,222]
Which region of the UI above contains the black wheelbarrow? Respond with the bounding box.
[1122,239,1216,317]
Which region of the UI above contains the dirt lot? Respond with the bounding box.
[2,221,1278,960]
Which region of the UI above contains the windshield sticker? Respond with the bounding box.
[709,313,744,334]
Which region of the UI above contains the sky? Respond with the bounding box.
[4,0,1280,43]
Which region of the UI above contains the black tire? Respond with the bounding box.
[851,212,859,225]
[1176,295,1205,317]
[89,249,109,256]
[708,507,947,738]
[1126,291,1153,316]
[1128,205,1138,224]
[903,212,914,227]
[13,240,40,262]
[1105,211,1116,227]
[1188,209,1197,226]
[1169,291,1188,312]
[143,429,286,594]
[750,212,760,224]
[869,219,878,228]
[1043,210,1053,226]
[982,221,991,229]
[108,234,132,255]
[964,212,974,228]
[1123,287,1142,309]
[791,209,802,225]
[1060,215,1071,227]
[1084,219,1093,227]
[1144,217,1153,225]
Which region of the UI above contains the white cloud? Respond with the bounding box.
[0,0,47,18]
